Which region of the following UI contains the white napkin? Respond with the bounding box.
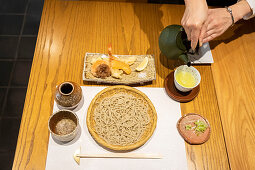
[46,86,188,170]
[189,42,214,64]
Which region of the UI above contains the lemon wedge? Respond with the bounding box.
[136,57,148,71]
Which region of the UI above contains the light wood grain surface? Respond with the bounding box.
[210,19,255,170]
[80,0,148,2]
[13,1,230,169]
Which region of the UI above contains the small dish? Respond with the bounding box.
[55,81,82,109]
[177,113,211,145]
[48,110,79,142]
[174,65,201,92]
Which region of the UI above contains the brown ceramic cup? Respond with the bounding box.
[48,110,79,142]
[55,81,82,109]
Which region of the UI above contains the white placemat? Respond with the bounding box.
[46,86,188,170]
[189,42,214,64]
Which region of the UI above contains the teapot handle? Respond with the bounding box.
[179,27,199,55]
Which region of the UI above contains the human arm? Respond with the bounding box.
[242,0,255,19]
[199,0,253,44]
[181,0,208,49]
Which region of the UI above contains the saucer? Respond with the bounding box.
[164,72,200,102]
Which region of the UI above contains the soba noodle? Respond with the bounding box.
[93,92,151,146]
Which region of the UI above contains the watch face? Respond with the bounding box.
[226,7,232,13]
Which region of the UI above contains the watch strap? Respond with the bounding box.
[225,6,235,26]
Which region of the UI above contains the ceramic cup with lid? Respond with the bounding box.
[55,81,82,109]
[48,110,79,142]
[174,65,201,92]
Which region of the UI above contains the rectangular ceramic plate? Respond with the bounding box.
[83,53,156,85]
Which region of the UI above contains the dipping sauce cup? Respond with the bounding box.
[48,110,79,142]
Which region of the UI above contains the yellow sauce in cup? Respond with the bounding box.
[176,71,196,88]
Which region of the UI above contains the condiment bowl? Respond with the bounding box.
[174,65,201,92]
[48,110,79,142]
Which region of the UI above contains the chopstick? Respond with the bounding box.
[76,153,163,159]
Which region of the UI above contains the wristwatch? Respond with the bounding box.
[225,6,235,26]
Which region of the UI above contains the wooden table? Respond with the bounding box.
[12,0,255,169]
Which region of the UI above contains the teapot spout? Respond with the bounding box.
[179,54,191,66]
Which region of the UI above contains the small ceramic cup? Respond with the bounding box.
[55,81,82,110]
[174,65,201,92]
[48,110,79,142]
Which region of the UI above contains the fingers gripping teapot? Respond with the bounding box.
[159,25,199,66]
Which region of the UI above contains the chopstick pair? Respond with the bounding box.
[73,147,163,165]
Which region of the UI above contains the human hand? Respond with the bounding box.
[199,0,253,44]
[199,8,233,44]
[181,0,208,50]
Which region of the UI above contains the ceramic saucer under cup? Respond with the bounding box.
[164,72,200,102]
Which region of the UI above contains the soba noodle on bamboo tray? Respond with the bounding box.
[86,86,157,151]
[93,93,151,145]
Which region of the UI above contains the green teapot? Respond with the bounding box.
[159,25,198,65]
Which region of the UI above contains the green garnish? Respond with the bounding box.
[194,120,208,133]
[185,124,192,130]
